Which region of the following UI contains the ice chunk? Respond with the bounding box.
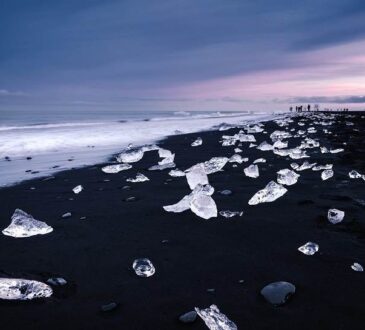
[169,169,186,177]
[298,242,319,255]
[186,164,209,189]
[349,170,362,179]
[270,130,292,142]
[244,164,259,178]
[330,148,344,154]
[116,149,144,163]
[321,169,334,181]
[219,210,243,218]
[351,263,364,272]
[149,148,176,170]
[248,181,287,205]
[62,212,72,218]
[179,311,198,323]
[312,164,333,171]
[257,141,273,151]
[126,173,149,183]
[229,154,245,164]
[253,158,266,164]
[102,164,132,173]
[2,209,53,238]
[261,281,295,306]
[132,258,155,277]
[234,148,242,153]
[72,185,83,194]
[249,143,257,148]
[246,124,264,133]
[149,163,176,171]
[0,278,53,300]
[191,137,203,146]
[202,157,229,174]
[190,194,217,220]
[277,169,299,186]
[292,161,316,171]
[328,209,344,224]
[320,146,329,153]
[47,277,67,286]
[158,148,173,158]
[195,304,237,330]
[273,140,288,149]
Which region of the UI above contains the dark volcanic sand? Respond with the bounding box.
[0,112,365,329]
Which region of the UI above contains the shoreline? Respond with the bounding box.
[0,111,364,329]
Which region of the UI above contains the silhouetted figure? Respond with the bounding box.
[307,104,311,112]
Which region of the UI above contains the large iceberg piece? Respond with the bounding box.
[328,209,344,224]
[163,184,217,219]
[257,141,273,151]
[126,173,149,183]
[186,164,209,189]
[2,209,53,238]
[0,278,53,300]
[132,258,155,277]
[191,137,203,146]
[244,165,259,178]
[102,164,132,173]
[116,148,144,163]
[248,181,287,205]
[321,169,334,181]
[195,304,237,330]
[277,169,299,186]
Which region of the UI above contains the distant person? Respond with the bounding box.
[307,104,311,112]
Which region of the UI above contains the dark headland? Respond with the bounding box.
[0,112,365,329]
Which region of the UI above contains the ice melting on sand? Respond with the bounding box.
[2,209,53,238]
[248,181,287,205]
[72,185,83,194]
[191,137,203,147]
[277,169,299,186]
[219,210,243,218]
[328,209,345,224]
[351,262,364,272]
[321,169,334,180]
[126,173,149,183]
[244,164,259,178]
[261,281,296,306]
[203,157,229,174]
[0,278,53,300]
[116,148,144,163]
[186,164,209,189]
[102,164,132,174]
[149,148,176,170]
[132,258,155,277]
[195,304,237,330]
[298,242,319,255]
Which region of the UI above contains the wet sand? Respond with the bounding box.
[0,112,364,329]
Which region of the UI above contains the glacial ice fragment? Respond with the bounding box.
[312,164,333,171]
[132,258,155,277]
[116,149,144,163]
[260,281,296,306]
[270,130,292,142]
[351,263,364,272]
[179,311,197,323]
[186,164,209,189]
[277,169,299,186]
[72,185,83,194]
[47,277,67,286]
[0,278,53,300]
[330,148,344,154]
[2,209,53,238]
[229,154,245,164]
[321,169,334,181]
[291,161,316,171]
[126,173,149,183]
[248,181,287,205]
[191,137,203,146]
[190,194,217,220]
[253,158,266,164]
[273,140,288,149]
[244,165,259,178]
[203,157,229,174]
[298,242,319,255]
[169,169,186,177]
[102,164,132,174]
[219,210,243,218]
[327,209,344,224]
[234,148,242,153]
[257,141,274,151]
[195,304,237,330]
[349,170,362,179]
[149,163,176,170]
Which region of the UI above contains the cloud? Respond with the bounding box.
[0,89,27,97]
[286,95,365,104]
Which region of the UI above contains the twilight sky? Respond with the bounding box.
[1,0,365,111]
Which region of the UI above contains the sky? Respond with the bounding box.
[1,0,365,112]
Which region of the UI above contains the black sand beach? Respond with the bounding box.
[0,112,365,329]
